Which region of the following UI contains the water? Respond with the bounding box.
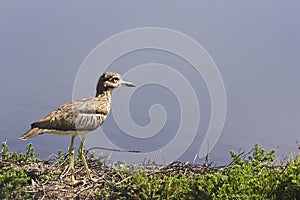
[0,1,299,165]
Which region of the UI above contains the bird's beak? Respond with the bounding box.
[118,80,135,87]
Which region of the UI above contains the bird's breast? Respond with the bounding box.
[75,113,107,131]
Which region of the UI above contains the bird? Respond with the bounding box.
[20,72,135,184]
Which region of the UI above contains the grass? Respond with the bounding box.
[0,141,299,199]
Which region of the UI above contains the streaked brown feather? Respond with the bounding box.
[20,72,135,184]
[31,93,110,131]
[20,91,111,139]
[20,72,131,141]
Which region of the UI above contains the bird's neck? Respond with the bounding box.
[96,87,112,96]
[95,90,112,114]
[95,90,112,99]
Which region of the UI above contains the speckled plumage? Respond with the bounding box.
[20,72,135,183]
[20,92,111,138]
[20,72,135,139]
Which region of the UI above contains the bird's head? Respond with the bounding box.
[96,72,135,95]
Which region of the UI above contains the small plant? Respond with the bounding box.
[1,140,300,199]
[275,154,300,200]
[96,143,300,200]
[0,165,30,199]
[1,141,37,163]
[0,141,30,199]
[55,149,67,166]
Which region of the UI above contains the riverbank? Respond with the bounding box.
[0,142,299,199]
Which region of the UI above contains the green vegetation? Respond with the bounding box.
[0,141,299,199]
[0,142,33,199]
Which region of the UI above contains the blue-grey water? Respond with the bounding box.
[0,1,299,165]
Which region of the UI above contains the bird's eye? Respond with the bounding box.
[111,77,119,83]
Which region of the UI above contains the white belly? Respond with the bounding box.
[44,129,91,138]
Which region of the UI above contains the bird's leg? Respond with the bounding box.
[78,137,92,180]
[69,135,76,184]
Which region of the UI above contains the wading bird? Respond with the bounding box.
[20,72,135,184]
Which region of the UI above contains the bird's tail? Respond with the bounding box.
[19,128,44,140]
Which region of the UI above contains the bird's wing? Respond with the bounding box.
[32,97,108,131]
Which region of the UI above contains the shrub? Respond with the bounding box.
[1,141,299,199]
[0,142,31,199]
